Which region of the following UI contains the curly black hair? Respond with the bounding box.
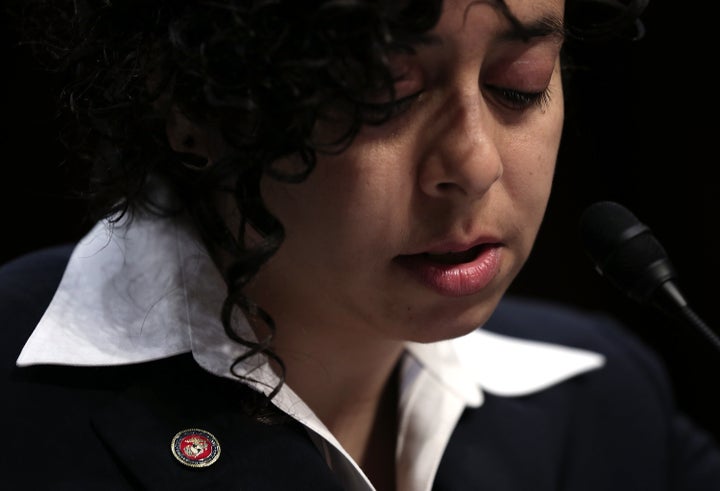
[5,0,649,411]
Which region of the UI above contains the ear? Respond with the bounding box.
[165,106,217,165]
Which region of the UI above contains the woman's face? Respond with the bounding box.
[245,0,566,343]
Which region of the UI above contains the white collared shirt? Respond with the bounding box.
[16,214,605,491]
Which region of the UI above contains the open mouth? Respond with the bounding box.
[420,245,486,265]
[394,243,502,296]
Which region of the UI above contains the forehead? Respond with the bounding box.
[434,0,566,40]
[502,0,565,19]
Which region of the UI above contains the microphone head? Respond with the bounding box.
[578,201,677,304]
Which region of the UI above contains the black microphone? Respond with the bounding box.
[578,200,720,352]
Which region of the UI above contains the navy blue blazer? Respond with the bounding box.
[2,244,720,490]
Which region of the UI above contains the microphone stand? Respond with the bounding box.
[653,281,720,354]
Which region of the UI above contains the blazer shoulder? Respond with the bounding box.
[0,243,75,279]
[0,244,75,363]
[489,295,656,357]
[486,295,674,401]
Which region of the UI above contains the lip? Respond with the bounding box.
[394,240,503,297]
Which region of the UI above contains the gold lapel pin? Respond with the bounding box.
[171,428,221,468]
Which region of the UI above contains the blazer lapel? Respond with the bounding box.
[90,354,344,490]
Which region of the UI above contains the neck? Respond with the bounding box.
[265,316,404,490]
[287,347,401,491]
[277,327,403,439]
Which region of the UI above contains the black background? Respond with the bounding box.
[3,2,720,442]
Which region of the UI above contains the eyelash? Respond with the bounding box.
[358,92,422,124]
[360,84,551,124]
[485,85,552,111]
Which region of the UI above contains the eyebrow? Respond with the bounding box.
[499,13,566,43]
[398,6,566,52]
[461,0,566,43]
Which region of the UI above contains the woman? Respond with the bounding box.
[2,0,719,489]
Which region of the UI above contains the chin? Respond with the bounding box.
[399,291,504,344]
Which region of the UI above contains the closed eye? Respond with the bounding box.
[358,91,423,125]
[485,85,552,111]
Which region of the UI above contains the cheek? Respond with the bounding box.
[515,78,563,185]
[261,148,410,259]
[507,119,561,194]
[501,92,564,244]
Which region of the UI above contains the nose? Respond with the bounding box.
[418,92,503,200]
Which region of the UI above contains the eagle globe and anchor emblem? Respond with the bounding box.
[171,428,221,468]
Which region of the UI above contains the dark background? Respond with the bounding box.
[3,2,720,442]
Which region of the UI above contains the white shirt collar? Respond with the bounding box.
[16,214,605,491]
